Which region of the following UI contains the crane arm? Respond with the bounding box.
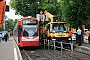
[43,11,54,22]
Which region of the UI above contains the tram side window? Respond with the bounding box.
[18,28,22,37]
[23,30,29,36]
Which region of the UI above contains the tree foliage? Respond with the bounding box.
[10,0,90,28]
[10,0,62,17]
[61,0,90,28]
[0,17,18,31]
[5,18,17,30]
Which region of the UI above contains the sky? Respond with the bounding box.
[5,0,22,19]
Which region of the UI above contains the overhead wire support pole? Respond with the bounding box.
[3,17,5,31]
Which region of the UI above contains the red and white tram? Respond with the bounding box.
[17,17,40,47]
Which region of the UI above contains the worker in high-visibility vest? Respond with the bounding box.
[8,31,10,40]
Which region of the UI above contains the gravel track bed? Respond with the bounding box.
[21,47,90,60]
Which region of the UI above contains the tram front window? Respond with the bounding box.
[23,25,38,37]
[23,30,29,36]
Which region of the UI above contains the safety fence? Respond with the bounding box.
[43,39,74,59]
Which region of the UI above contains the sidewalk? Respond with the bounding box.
[0,37,14,60]
[74,43,90,48]
[74,43,90,54]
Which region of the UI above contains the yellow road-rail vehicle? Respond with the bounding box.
[39,11,73,44]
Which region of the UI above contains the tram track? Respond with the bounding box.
[60,49,90,60]
[13,36,90,60]
[21,49,59,60]
[38,50,59,60]
[22,49,32,60]
[13,37,90,60]
[21,47,90,60]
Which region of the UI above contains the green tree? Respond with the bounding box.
[61,0,90,28]
[0,16,17,31]
[10,0,62,17]
[5,18,17,31]
[10,0,90,29]
[10,0,40,17]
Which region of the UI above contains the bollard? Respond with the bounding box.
[71,43,73,53]
[61,42,63,58]
[44,39,46,49]
[52,39,56,50]
[48,40,49,50]
[71,42,73,60]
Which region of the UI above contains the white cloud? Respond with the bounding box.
[5,0,22,19]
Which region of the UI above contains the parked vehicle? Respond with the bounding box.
[39,11,71,43]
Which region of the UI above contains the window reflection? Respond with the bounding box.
[52,23,66,32]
